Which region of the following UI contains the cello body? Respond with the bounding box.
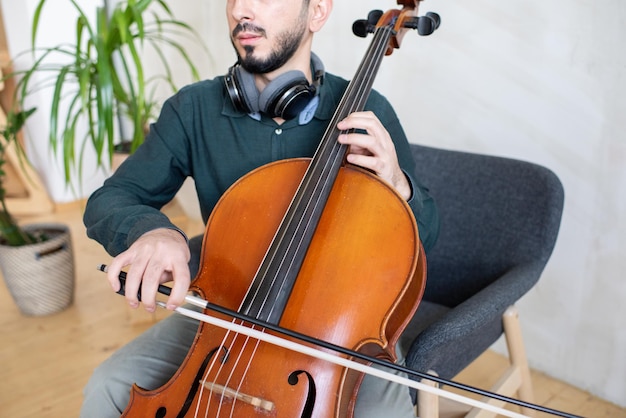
[121,160,426,417]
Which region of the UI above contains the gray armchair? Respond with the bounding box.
[186,143,565,415]
[402,144,565,416]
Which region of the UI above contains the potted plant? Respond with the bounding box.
[7,0,206,184]
[0,107,75,316]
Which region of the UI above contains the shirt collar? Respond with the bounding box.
[242,94,320,126]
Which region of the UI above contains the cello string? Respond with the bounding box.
[194,323,264,417]
[223,331,268,417]
[224,336,261,418]
[317,22,391,214]
[194,325,237,417]
[194,307,279,417]
[214,332,262,418]
[192,302,267,416]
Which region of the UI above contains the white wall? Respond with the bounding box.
[3,0,624,408]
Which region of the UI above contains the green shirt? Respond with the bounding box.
[84,72,439,256]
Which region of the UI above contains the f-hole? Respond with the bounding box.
[288,370,317,418]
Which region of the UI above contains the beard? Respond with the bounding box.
[231,11,308,74]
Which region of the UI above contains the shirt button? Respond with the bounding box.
[275,128,283,135]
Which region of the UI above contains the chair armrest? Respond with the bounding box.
[405,262,542,380]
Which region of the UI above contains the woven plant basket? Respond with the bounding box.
[0,223,75,316]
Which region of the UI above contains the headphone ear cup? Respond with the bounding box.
[259,70,315,120]
[224,65,260,114]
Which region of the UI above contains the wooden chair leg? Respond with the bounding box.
[418,306,535,418]
[465,306,535,418]
[503,305,535,416]
[418,370,440,418]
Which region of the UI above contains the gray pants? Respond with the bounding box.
[79,307,416,417]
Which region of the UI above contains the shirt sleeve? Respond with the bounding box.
[83,97,191,256]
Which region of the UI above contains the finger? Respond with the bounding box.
[106,252,133,293]
[346,152,381,174]
[140,278,158,313]
[133,260,164,312]
[337,111,381,133]
[166,264,191,310]
[338,132,376,155]
[124,258,149,309]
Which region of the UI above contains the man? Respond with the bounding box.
[81,0,439,416]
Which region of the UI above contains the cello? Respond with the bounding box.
[122,1,435,417]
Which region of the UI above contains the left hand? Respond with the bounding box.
[337,111,412,200]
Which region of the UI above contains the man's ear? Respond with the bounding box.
[309,0,333,33]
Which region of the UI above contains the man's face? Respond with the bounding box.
[227,0,310,74]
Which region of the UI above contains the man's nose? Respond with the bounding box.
[229,0,255,23]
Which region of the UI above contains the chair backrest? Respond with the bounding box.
[410,144,564,307]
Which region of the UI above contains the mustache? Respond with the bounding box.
[232,22,267,38]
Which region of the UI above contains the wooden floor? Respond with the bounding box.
[1,202,624,418]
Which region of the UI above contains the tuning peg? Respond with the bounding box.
[403,12,441,36]
[352,19,372,37]
[417,12,441,36]
[367,9,384,25]
[352,9,384,38]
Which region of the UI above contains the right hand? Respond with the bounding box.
[106,228,191,312]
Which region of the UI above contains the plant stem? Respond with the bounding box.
[0,206,35,246]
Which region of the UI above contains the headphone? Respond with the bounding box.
[224,52,324,120]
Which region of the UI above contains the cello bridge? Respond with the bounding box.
[200,381,275,412]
